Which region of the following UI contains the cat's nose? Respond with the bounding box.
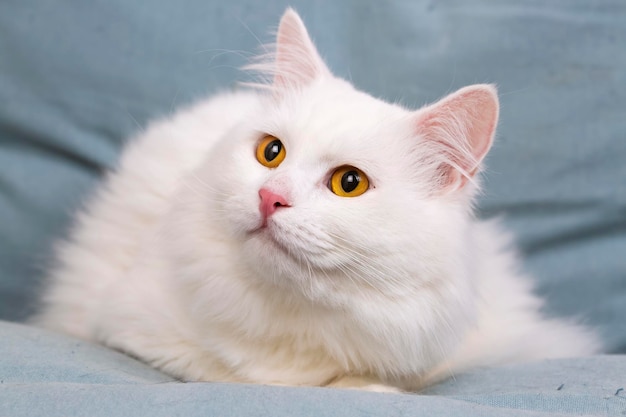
[258,188,290,224]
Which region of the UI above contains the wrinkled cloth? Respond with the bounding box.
[1,321,625,417]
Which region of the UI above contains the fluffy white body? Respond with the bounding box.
[35,9,599,392]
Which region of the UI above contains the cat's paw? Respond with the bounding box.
[359,384,403,394]
[327,375,403,394]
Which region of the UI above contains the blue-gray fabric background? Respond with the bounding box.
[2,0,623,350]
[1,320,625,417]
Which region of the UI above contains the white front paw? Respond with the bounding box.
[359,383,403,394]
[327,375,403,394]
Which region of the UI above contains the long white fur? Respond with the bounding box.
[34,8,600,392]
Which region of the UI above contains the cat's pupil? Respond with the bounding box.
[341,171,360,193]
[264,140,282,162]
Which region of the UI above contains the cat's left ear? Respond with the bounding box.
[272,8,331,90]
[415,84,499,193]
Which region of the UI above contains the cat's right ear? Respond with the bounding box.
[272,8,331,90]
[414,84,499,194]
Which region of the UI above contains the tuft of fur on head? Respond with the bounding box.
[243,8,332,93]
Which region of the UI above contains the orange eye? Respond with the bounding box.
[329,165,369,197]
[256,135,286,168]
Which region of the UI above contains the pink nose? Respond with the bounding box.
[258,188,290,224]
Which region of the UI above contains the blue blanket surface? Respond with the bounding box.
[2,321,625,417]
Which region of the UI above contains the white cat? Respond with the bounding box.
[34,9,599,392]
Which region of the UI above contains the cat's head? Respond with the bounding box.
[193,9,499,310]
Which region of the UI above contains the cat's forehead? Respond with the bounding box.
[263,80,411,160]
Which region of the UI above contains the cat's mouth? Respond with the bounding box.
[248,222,290,252]
[247,219,320,263]
[245,215,337,269]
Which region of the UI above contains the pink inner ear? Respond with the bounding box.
[416,84,499,190]
[273,8,330,89]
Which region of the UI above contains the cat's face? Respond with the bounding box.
[204,86,442,301]
[193,10,498,307]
